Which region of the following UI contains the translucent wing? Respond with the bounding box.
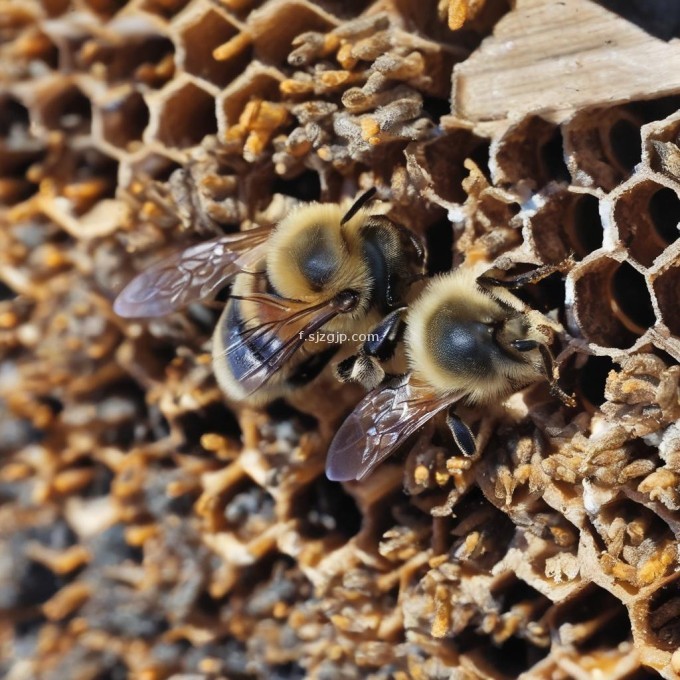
[113,227,271,317]
[326,376,457,482]
[220,291,357,396]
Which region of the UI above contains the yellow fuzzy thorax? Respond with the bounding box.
[265,201,374,315]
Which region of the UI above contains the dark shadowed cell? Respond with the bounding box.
[272,169,321,202]
[648,575,680,651]
[425,216,453,276]
[578,355,615,408]
[571,193,603,255]
[611,262,655,330]
[291,475,362,539]
[648,187,680,244]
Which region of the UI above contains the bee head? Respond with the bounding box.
[405,268,547,404]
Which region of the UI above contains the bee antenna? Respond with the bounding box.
[341,187,377,225]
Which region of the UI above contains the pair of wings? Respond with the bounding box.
[113,228,347,396]
[325,375,460,482]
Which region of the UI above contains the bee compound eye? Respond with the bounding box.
[430,317,495,377]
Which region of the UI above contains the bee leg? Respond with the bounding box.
[335,307,406,390]
[335,354,385,390]
[477,256,576,291]
[510,339,577,407]
[363,307,407,361]
[288,345,340,388]
[445,407,476,457]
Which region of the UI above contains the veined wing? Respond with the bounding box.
[220,290,358,396]
[113,227,271,317]
[326,376,456,481]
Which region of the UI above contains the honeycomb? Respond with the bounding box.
[1,0,680,678]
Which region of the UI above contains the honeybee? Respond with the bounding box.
[325,261,575,481]
[114,188,425,403]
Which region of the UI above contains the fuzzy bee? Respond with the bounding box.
[325,261,575,481]
[114,188,425,404]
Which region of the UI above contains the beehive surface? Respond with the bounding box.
[1,1,680,678]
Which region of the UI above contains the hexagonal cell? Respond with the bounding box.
[289,475,362,540]
[446,489,515,570]
[221,479,276,541]
[83,29,175,87]
[220,68,282,128]
[529,190,603,263]
[457,576,551,678]
[232,553,312,620]
[414,130,489,204]
[646,573,680,652]
[0,152,44,206]
[13,28,59,70]
[597,497,675,587]
[653,264,680,337]
[250,1,336,66]
[608,118,642,173]
[37,82,92,134]
[614,180,680,267]
[154,81,217,149]
[55,146,119,216]
[0,95,45,206]
[100,90,150,150]
[548,584,631,650]
[563,107,642,192]
[492,116,569,188]
[173,401,241,453]
[572,258,655,349]
[179,9,250,88]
